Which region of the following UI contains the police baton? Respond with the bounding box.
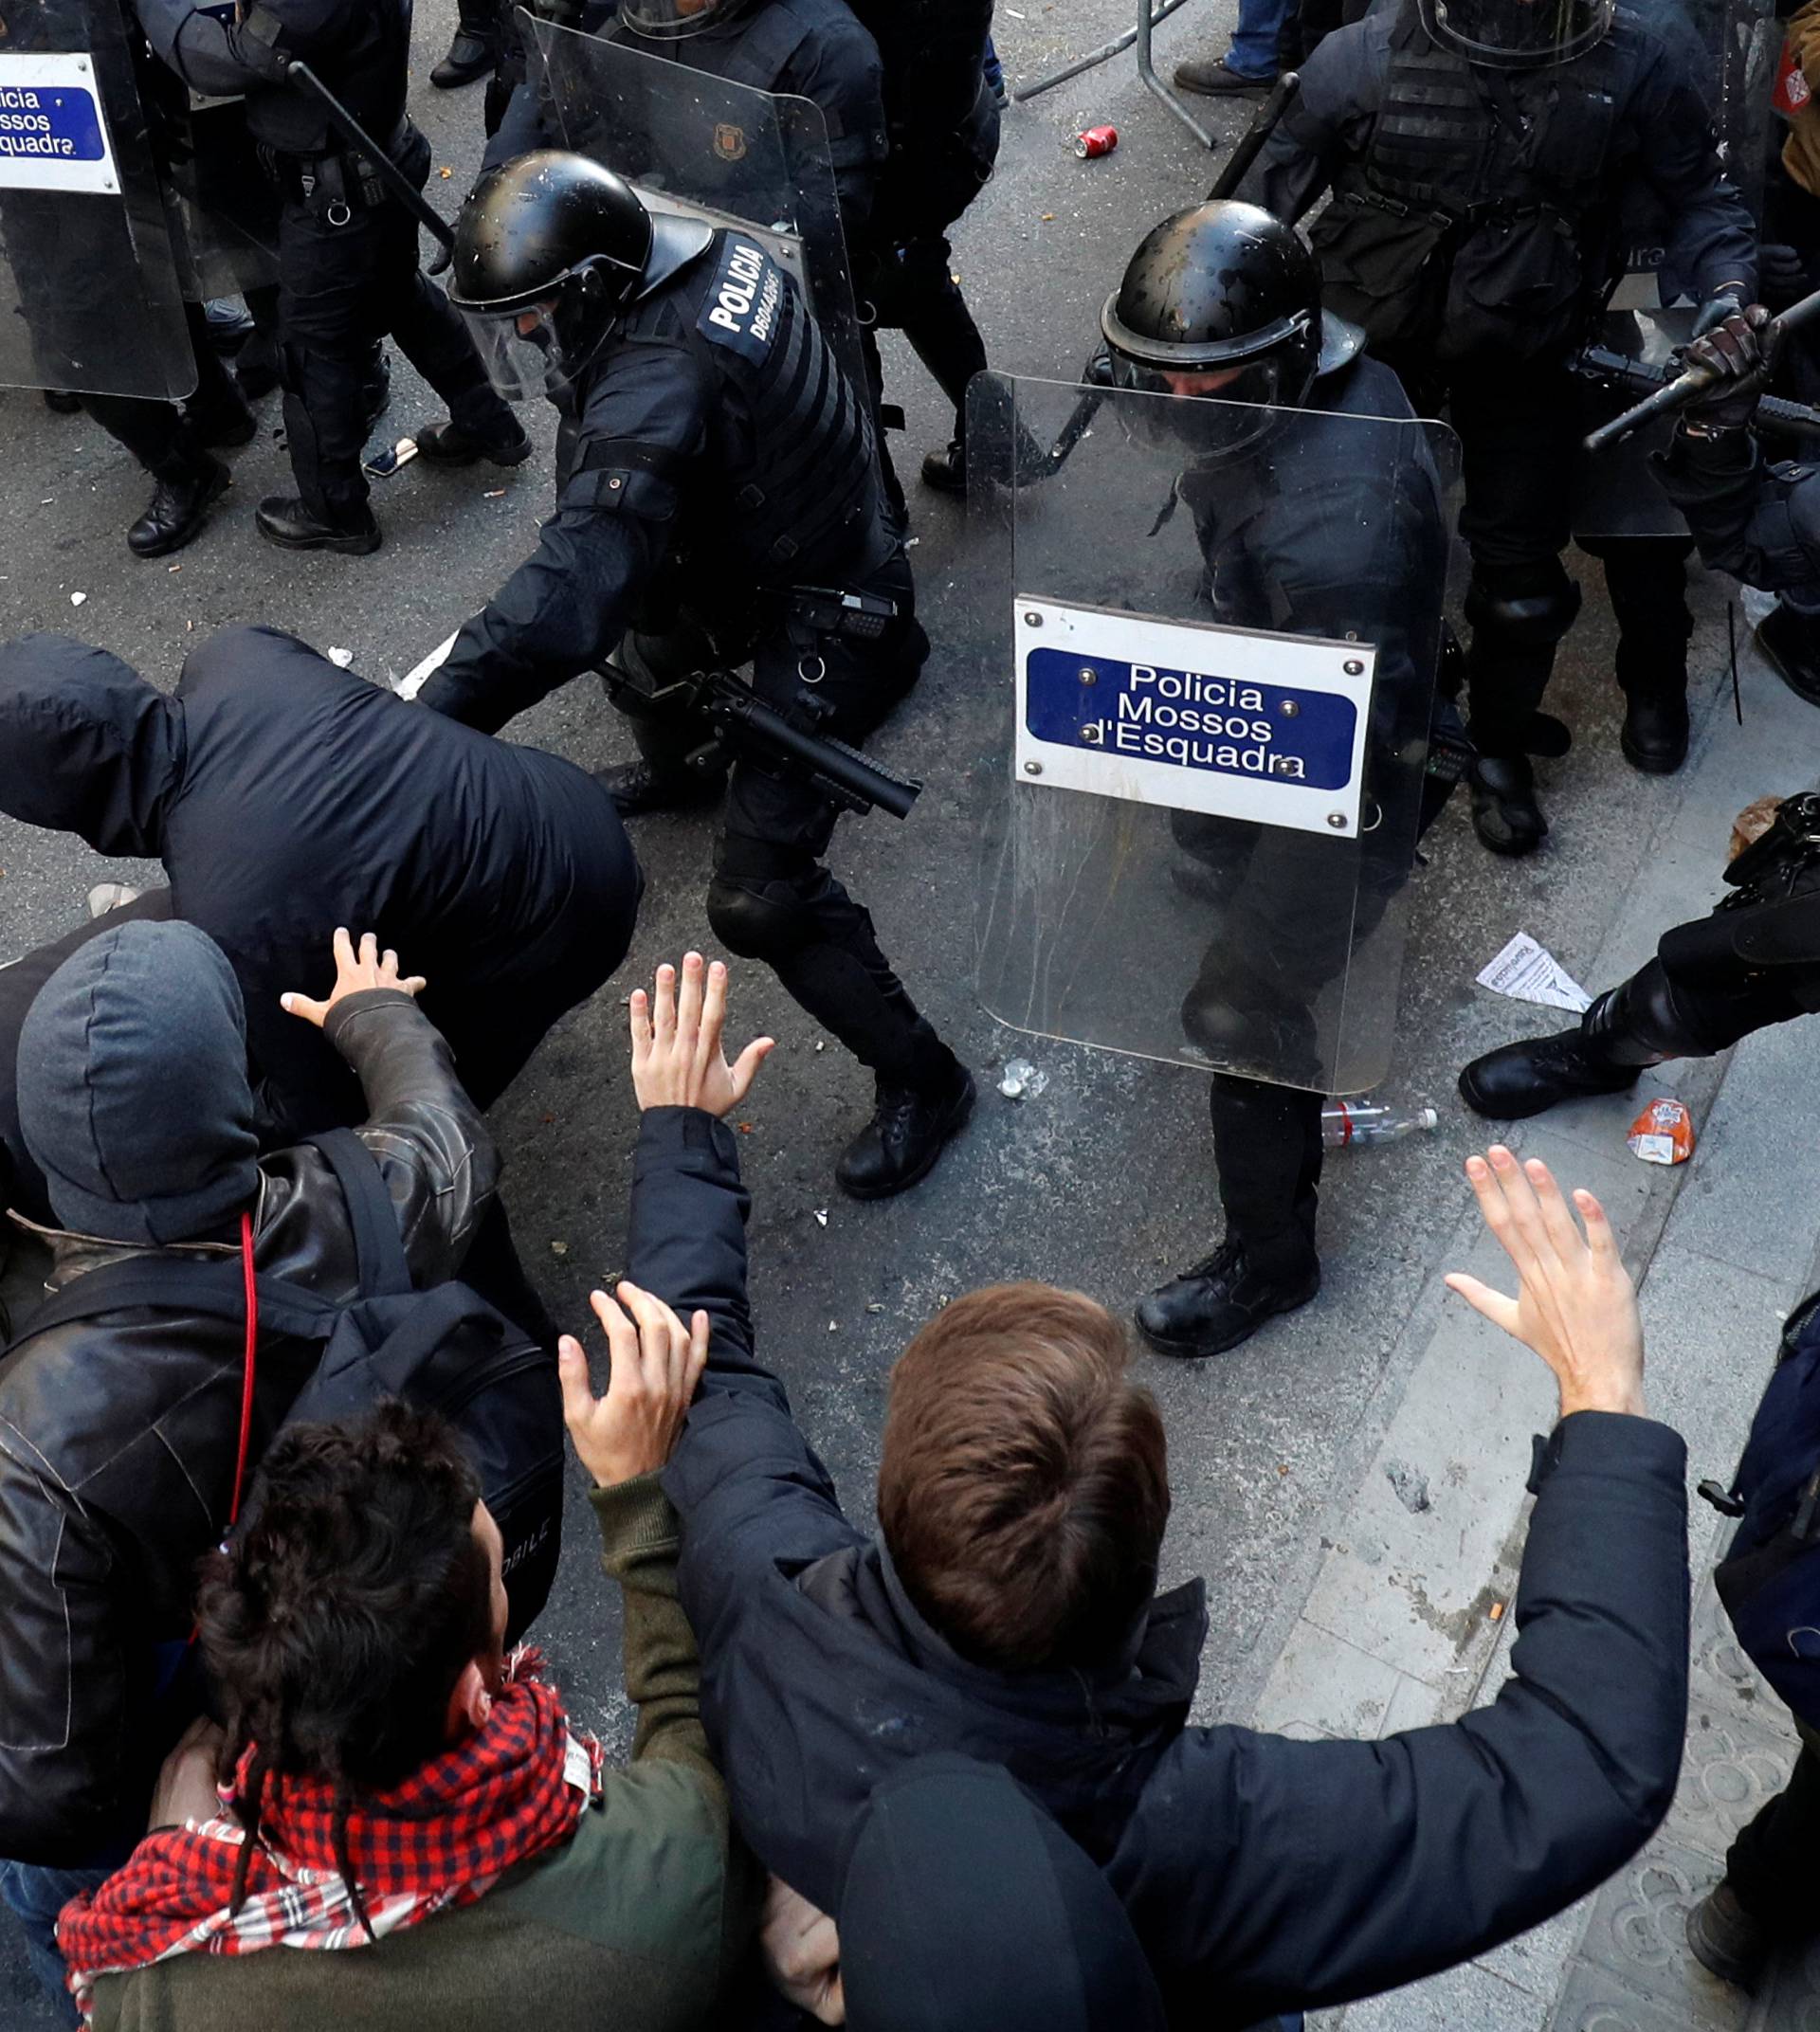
[1582,285,1820,454]
[1206,70,1299,202]
[284,62,459,275]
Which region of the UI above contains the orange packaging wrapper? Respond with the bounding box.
[1627,1098,1695,1167]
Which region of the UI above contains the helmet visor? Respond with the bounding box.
[617,0,736,37]
[460,302,560,403]
[1419,0,1614,68]
[1107,350,1284,408]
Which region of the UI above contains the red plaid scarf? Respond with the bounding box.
[58,1674,601,2023]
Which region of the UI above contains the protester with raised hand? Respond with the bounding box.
[62,1276,758,2028]
[618,950,1690,2027]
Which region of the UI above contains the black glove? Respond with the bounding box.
[1690,292,1745,339]
[1683,303,1775,428]
[1758,242,1811,313]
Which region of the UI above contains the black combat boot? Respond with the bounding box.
[920,440,967,494]
[1136,1240,1320,1358]
[127,453,231,559]
[1466,752,1548,856]
[1457,968,1690,1119]
[416,415,534,467]
[255,494,382,555]
[1686,1883,1774,1991]
[597,758,727,817]
[1756,600,1820,709]
[835,1059,975,1200]
[1614,585,1693,775]
[431,0,496,88]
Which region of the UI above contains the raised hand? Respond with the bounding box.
[558,1280,710,1487]
[1445,1145,1646,1420]
[281,928,427,1028]
[629,951,774,1117]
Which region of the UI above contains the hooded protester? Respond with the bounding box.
[0,920,496,2014]
[0,626,642,1145]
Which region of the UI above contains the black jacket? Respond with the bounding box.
[641,1107,1691,2025]
[1654,424,1820,602]
[0,626,639,1145]
[0,991,494,1864]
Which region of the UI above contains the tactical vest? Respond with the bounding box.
[567,231,883,585]
[1310,0,1630,360]
[241,0,411,152]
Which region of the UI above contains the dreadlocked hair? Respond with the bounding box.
[195,1402,494,1935]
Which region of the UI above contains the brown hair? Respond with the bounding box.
[877,1283,1170,1673]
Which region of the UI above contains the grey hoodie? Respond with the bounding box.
[16,918,260,1246]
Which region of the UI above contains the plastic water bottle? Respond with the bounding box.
[1320,1101,1440,1149]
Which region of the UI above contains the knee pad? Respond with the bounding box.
[706,875,820,960]
[1464,562,1581,650]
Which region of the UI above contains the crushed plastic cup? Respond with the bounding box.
[998,1058,1048,1101]
[1627,1097,1695,1166]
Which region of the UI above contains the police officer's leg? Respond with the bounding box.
[1586,534,1695,776]
[1449,360,1583,856]
[371,135,530,467]
[1136,1077,1322,1359]
[1459,899,1810,1119]
[896,233,991,495]
[860,321,909,530]
[80,391,230,561]
[432,0,500,91]
[259,193,387,553]
[1688,1732,1820,1986]
[705,604,969,1198]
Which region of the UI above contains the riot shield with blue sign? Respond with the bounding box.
[0,0,195,396]
[968,373,1461,1094]
[521,16,863,390]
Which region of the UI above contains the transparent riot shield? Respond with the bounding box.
[161,92,282,299]
[0,0,195,397]
[523,16,862,388]
[968,374,1461,1096]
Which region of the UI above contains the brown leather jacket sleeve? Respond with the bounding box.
[322,989,500,1284]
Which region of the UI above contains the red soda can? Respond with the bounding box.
[1074,124,1119,159]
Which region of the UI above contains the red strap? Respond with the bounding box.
[228,1211,259,1527]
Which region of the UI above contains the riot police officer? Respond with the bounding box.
[1099,202,1451,1358]
[1459,789,1820,1119]
[136,0,531,552]
[1650,303,1820,706]
[419,153,974,1199]
[1240,0,1756,855]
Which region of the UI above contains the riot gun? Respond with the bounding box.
[285,61,459,273]
[602,663,922,821]
[1574,343,1820,441]
[1582,284,1820,453]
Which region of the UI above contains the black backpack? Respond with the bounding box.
[14,1129,564,1642]
[1703,1287,1820,1732]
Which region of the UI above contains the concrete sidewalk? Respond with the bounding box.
[1251,636,1820,2030]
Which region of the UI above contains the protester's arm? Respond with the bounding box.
[0,1464,135,1865]
[616,957,863,1569]
[1111,1150,1688,2021]
[282,929,499,1283]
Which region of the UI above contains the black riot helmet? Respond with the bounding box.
[617,0,762,38]
[1102,201,1324,429]
[1416,0,1613,70]
[450,152,656,396]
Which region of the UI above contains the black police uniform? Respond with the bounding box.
[1144,348,1449,1334]
[1242,1,1755,827]
[136,0,519,534]
[419,228,960,1102]
[487,0,886,231]
[845,0,999,489]
[1461,791,1820,1118]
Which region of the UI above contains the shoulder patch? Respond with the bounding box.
[696,237,786,362]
